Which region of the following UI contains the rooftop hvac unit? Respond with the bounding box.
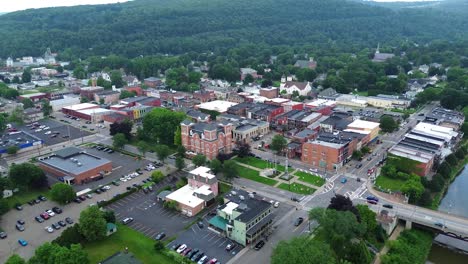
[77,162,82,167]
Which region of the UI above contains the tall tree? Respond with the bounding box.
[174,126,182,146]
[236,141,251,158]
[379,116,398,133]
[112,133,128,149]
[5,254,26,264]
[192,154,207,167]
[142,108,186,145]
[21,98,34,109]
[109,119,133,140]
[209,159,222,174]
[136,141,149,156]
[50,183,76,204]
[8,163,48,189]
[79,205,107,242]
[21,69,31,83]
[155,144,170,163]
[0,114,6,133]
[110,70,124,88]
[223,160,238,181]
[41,99,53,116]
[270,135,287,155]
[175,156,185,171]
[272,237,336,264]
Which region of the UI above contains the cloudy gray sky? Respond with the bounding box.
[1,0,131,13]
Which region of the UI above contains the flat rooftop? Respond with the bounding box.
[389,145,434,164]
[412,122,458,142]
[347,119,380,130]
[39,148,111,175]
[165,184,205,208]
[197,100,238,113]
[77,108,113,115]
[63,103,99,111]
[189,166,215,180]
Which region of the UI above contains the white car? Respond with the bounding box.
[274,201,280,208]
[176,244,187,253]
[35,129,42,132]
[44,131,52,135]
[120,177,127,182]
[103,185,111,190]
[46,210,55,217]
[45,226,54,233]
[39,125,46,129]
[43,126,50,130]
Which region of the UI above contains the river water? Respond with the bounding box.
[427,164,468,263]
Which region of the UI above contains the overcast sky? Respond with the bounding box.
[1,0,131,13]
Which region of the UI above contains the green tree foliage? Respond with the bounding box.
[50,183,76,204]
[175,156,185,171]
[163,200,179,211]
[236,141,251,158]
[270,134,287,155]
[154,241,165,251]
[8,163,48,189]
[356,205,377,237]
[155,144,170,163]
[192,154,207,167]
[53,224,86,248]
[142,108,186,145]
[109,119,133,140]
[174,126,182,146]
[381,230,433,264]
[73,65,87,79]
[103,210,116,223]
[401,174,425,203]
[136,141,149,156]
[78,205,107,242]
[5,254,26,264]
[7,145,19,155]
[21,69,31,83]
[243,74,254,84]
[209,159,222,174]
[271,237,336,264]
[445,153,458,166]
[223,160,238,181]
[110,70,124,88]
[119,90,137,99]
[166,67,202,91]
[380,116,398,133]
[0,199,9,216]
[0,83,19,99]
[437,162,451,179]
[8,106,25,124]
[346,241,372,264]
[41,99,53,116]
[455,148,466,160]
[0,114,6,132]
[29,242,89,264]
[21,98,34,109]
[151,171,165,183]
[112,133,128,149]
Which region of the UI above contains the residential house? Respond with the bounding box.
[294,57,317,70]
[279,81,312,96]
[144,77,162,88]
[240,68,259,81]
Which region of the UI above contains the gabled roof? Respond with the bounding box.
[282,81,310,90]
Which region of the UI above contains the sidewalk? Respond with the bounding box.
[373,224,404,264]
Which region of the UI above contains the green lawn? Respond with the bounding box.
[4,188,50,208]
[278,182,316,195]
[235,164,278,186]
[294,171,325,187]
[219,182,232,194]
[234,156,293,173]
[83,224,174,264]
[375,175,406,191]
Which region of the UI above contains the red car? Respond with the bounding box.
[367,200,377,205]
[40,213,50,220]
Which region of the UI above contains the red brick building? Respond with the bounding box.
[144,77,162,88]
[38,147,112,184]
[181,120,233,160]
[259,87,278,99]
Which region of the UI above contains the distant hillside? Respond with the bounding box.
[0,0,466,58]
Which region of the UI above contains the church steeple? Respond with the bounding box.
[376,43,380,54]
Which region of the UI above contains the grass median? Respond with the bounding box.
[235,164,278,186]
[294,171,325,187]
[83,224,173,264]
[277,182,316,195]
[234,156,293,173]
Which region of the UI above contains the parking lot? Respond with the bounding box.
[106,184,191,240]
[67,145,163,192]
[17,119,93,146]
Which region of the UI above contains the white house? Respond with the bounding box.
[279,80,312,96]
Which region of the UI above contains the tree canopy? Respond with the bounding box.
[272,237,336,264]
[50,183,76,204]
[78,205,107,242]
[141,108,186,145]
[8,163,48,189]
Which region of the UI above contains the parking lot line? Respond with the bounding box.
[212,237,223,245]
[207,234,218,242]
[140,226,152,234]
[191,226,197,234]
[147,230,159,238]
[202,233,211,239]
[218,240,228,247]
[115,201,126,207]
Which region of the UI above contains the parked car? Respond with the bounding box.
[52,207,62,214]
[65,217,74,224]
[40,213,50,220]
[16,224,25,232]
[35,216,44,223]
[45,209,55,217]
[434,222,446,229]
[176,244,187,254]
[274,201,280,208]
[208,258,218,264]
[15,204,23,211]
[191,252,204,262]
[52,223,61,230]
[86,194,93,199]
[122,217,134,225]
[182,248,192,256]
[294,217,304,226]
[254,240,265,250]
[58,220,67,227]
[0,232,7,239]
[73,198,82,203]
[45,226,54,233]
[171,243,181,251]
[18,239,28,246]
[367,200,377,205]
[155,232,166,240]
[366,196,379,202]
[197,255,208,264]
[291,197,299,202]
[225,243,236,251]
[382,204,393,209]
[197,221,204,228]
[188,249,200,259]
[17,220,25,225]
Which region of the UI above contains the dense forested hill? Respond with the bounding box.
[0,0,467,58]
